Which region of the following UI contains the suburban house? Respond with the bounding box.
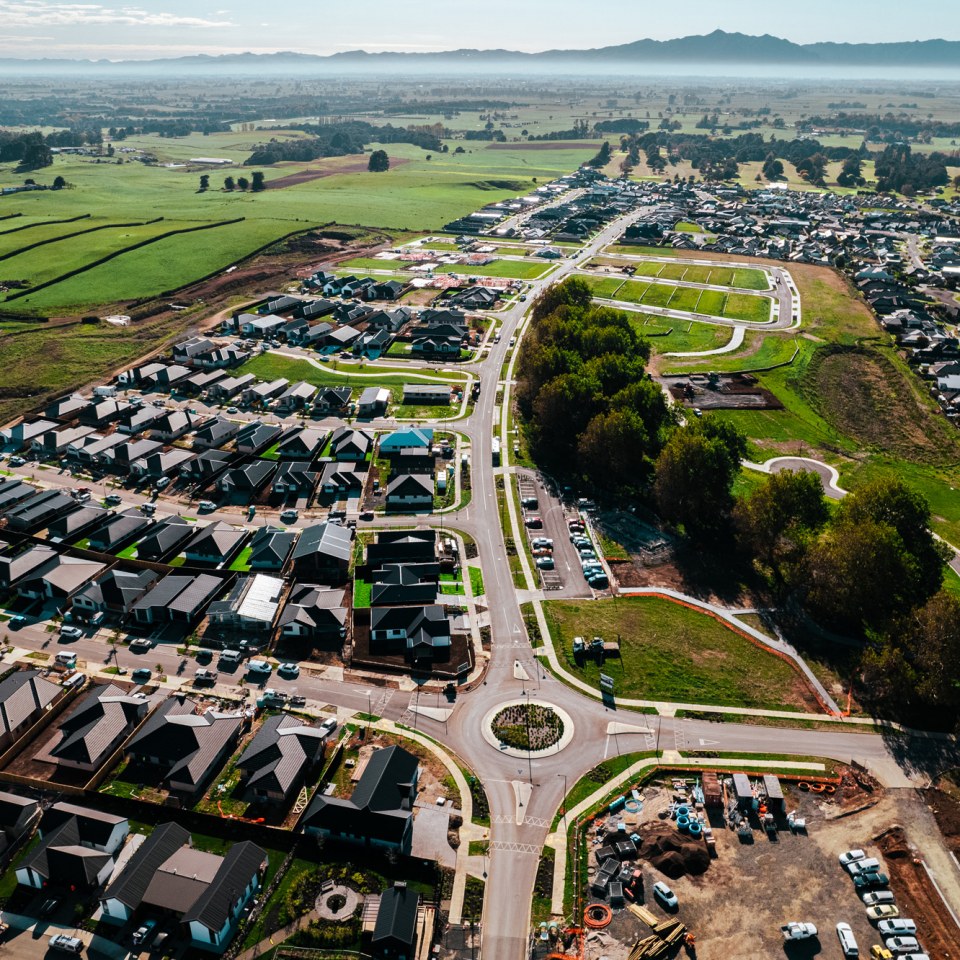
[101,437,162,472]
[1,418,55,450]
[49,683,150,772]
[236,421,283,455]
[290,522,352,583]
[216,460,277,497]
[0,791,39,855]
[173,336,217,363]
[0,478,33,514]
[0,669,62,751]
[183,522,248,567]
[278,584,348,642]
[276,428,327,460]
[46,504,109,544]
[18,554,106,603]
[401,384,450,405]
[300,744,419,853]
[243,378,289,407]
[31,424,96,457]
[370,605,451,659]
[236,714,327,806]
[0,543,59,589]
[100,822,266,953]
[248,526,296,571]
[208,374,256,401]
[272,461,319,498]
[141,363,191,391]
[320,461,363,497]
[192,417,240,451]
[181,448,233,484]
[72,568,159,621]
[118,361,166,386]
[329,427,373,461]
[79,398,131,428]
[128,447,195,480]
[386,474,434,510]
[372,884,421,960]
[370,564,438,607]
[130,573,222,626]
[134,515,195,562]
[208,574,284,634]
[274,381,316,413]
[150,409,197,442]
[313,386,351,414]
[17,803,128,891]
[378,428,433,455]
[386,448,436,476]
[357,387,390,417]
[123,695,242,797]
[86,509,151,554]
[366,530,437,567]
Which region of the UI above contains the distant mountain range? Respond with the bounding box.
[4,30,960,73]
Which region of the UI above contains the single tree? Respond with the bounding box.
[251,171,265,192]
[368,149,390,172]
[223,175,235,191]
[236,176,250,191]
[198,174,210,192]
[51,175,66,190]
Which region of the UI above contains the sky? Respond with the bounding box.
[0,0,957,60]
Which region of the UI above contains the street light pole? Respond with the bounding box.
[558,773,568,827]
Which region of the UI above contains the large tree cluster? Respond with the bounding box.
[515,278,673,498]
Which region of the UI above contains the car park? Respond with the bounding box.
[837,922,860,957]
[653,881,677,909]
[867,905,900,921]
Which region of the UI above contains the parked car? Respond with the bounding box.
[195,668,218,684]
[279,509,299,522]
[863,892,896,907]
[226,406,239,414]
[870,947,894,960]
[359,510,375,521]
[883,938,921,955]
[840,850,867,867]
[198,500,217,512]
[8,615,27,629]
[524,516,543,528]
[154,476,171,491]
[837,922,860,957]
[653,881,677,909]
[105,494,123,506]
[131,668,152,684]
[278,662,300,677]
[8,456,25,467]
[535,556,555,570]
[129,638,153,652]
[867,905,900,921]
[131,919,157,946]
[855,872,890,891]
[849,858,882,876]
[139,503,156,515]
[877,921,916,937]
[59,626,83,640]
[49,934,83,954]
[781,923,817,940]
[247,659,273,675]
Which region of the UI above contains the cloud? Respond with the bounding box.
[0,1,232,27]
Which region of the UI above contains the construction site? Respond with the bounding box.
[535,765,960,960]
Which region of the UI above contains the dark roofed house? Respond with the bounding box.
[0,791,39,848]
[130,573,222,625]
[313,387,351,414]
[50,683,150,772]
[72,568,159,621]
[46,503,109,543]
[278,584,347,642]
[5,490,78,532]
[329,426,373,461]
[276,428,327,461]
[193,417,240,451]
[181,448,234,484]
[0,669,61,750]
[184,522,248,567]
[275,381,316,414]
[301,744,419,853]
[272,460,319,498]
[249,526,296,571]
[370,605,451,659]
[385,474,434,511]
[19,554,105,602]
[135,515,195,562]
[372,884,420,960]
[216,460,277,497]
[366,530,436,567]
[86,509,151,554]
[45,394,91,421]
[370,564,438,607]
[320,461,363,497]
[100,822,267,952]
[236,714,327,806]
[290,522,352,583]
[236,421,283,456]
[124,695,241,797]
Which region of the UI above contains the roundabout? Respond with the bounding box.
[481,699,575,758]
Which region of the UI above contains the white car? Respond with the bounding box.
[863,891,896,906]
[884,938,921,955]
[246,659,272,674]
[877,920,916,937]
[653,881,677,909]
[839,849,866,867]
[278,662,300,677]
[849,857,882,876]
[279,509,299,522]
[837,922,859,957]
[129,638,153,651]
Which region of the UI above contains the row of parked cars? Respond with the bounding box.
[567,515,608,589]
[838,849,927,959]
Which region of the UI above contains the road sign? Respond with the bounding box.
[600,673,614,691]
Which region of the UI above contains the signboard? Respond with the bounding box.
[600,673,614,691]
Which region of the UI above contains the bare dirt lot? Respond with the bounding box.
[267,156,410,189]
[577,781,960,960]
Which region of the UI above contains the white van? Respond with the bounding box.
[55,652,78,667]
[247,659,272,674]
[49,935,83,954]
[219,649,242,664]
[837,922,859,957]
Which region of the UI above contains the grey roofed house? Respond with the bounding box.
[135,515,195,562]
[271,460,319,497]
[44,394,91,421]
[313,386,351,412]
[130,573,222,625]
[32,425,96,456]
[86,509,151,553]
[235,421,282,455]
[129,447,195,479]
[217,459,277,495]
[184,522,248,566]
[118,361,166,385]
[124,694,242,794]
[207,574,284,632]
[181,448,233,482]
[72,568,159,617]
[2,418,56,449]
[150,409,196,442]
[80,398,131,427]
[50,683,150,771]
[325,325,362,348]
[278,583,347,640]
[102,437,162,469]
[370,604,451,652]
[357,386,390,416]
[275,381,316,412]
[0,544,58,588]
[370,565,437,607]
[243,378,289,405]
[184,369,227,393]
[142,363,192,388]
[19,555,106,601]
[329,426,373,461]
[276,428,327,460]
[236,714,327,803]
[0,670,60,742]
[401,383,450,404]
[320,461,363,495]
[208,373,256,400]
[100,821,267,952]
[70,432,127,462]
[290,522,352,582]
[372,884,420,960]
[300,321,333,345]
[46,503,108,542]
[0,478,32,512]
[300,744,419,852]
[385,473,433,504]
[173,336,217,362]
[248,526,296,571]
[192,417,239,450]
[0,791,39,834]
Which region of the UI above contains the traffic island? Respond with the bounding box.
[481,699,574,757]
